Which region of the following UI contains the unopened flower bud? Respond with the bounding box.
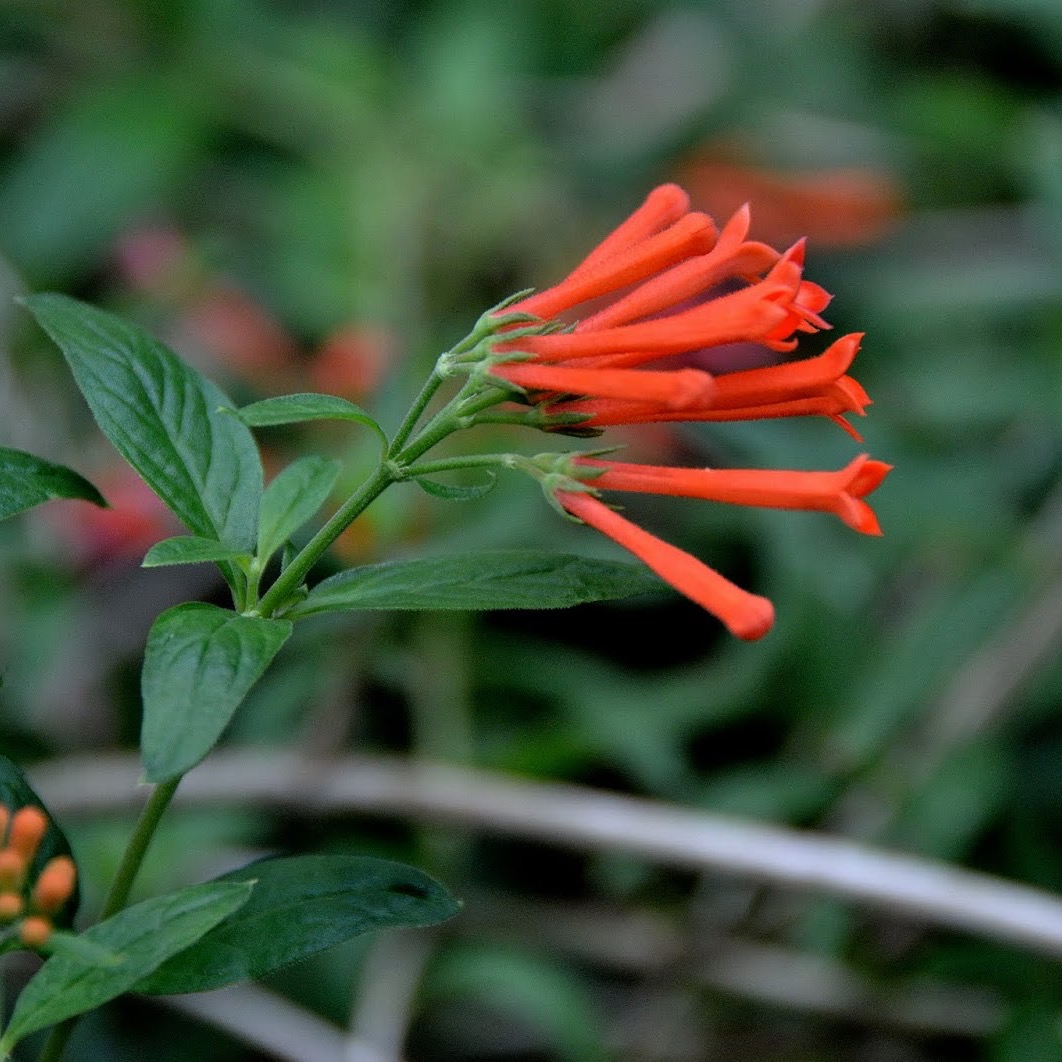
[18,915,52,949]
[0,849,25,890]
[0,892,23,921]
[8,807,48,862]
[32,856,77,915]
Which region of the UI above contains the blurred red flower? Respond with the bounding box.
[677,154,902,248]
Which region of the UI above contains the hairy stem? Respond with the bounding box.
[387,370,444,457]
[254,463,397,618]
[404,453,516,478]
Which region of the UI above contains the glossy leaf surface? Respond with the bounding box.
[258,456,341,562]
[236,393,386,450]
[22,294,262,553]
[141,603,291,782]
[0,881,252,1051]
[287,550,663,617]
[0,446,106,522]
[141,535,251,568]
[138,854,460,994]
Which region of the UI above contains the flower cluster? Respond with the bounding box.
[0,803,77,950]
[482,184,889,639]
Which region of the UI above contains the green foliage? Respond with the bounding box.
[140,604,292,782]
[137,854,459,994]
[2,0,1062,1057]
[286,550,663,617]
[21,295,263,556]
[0,447,105,523]
[141,536,252,569]
[0,76,207,284]
[236,394,387,451]
[425,946,606,1062]
[415,471,498,501]
[257,456,342,563]
[0,881,253,1052]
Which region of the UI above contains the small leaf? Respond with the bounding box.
[258,456,341,563]
[415,471,497,501]
[137,854,460,994]
[142,535,251,568]
[141,603,292,782]
[287,550,664,618]
[21,294,262,554]
[0,446,106,522]
[0,757,79,926]
[235,393,387,449]
[0,881,252,1052]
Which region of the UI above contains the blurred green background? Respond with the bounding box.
[3,0,1062,1058]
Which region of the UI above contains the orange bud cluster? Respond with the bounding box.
[0,802,78,952]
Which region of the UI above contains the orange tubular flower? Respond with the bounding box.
[556,491,775,641]
[574,454,892,535]
[479,184,888,638]
[546,332,871,438]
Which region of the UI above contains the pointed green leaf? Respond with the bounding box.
[415,471,497,501]
[0,446,106,522]
[142,535,251,568]
[21,294,262,553]
[0,757,79,926]
[286,550,664,618]
[137,855,460,994]
[235,393,387,449]
[0,881,252,1052]
[141,603,292,782]
[258,456,341,562]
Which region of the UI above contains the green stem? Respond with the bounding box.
[404,453,516,477]
[243,557,265,612]
[254,463,397,618]
[37,777,181,1062]
[465,411,543,426]
[387,369,444,457]
[99,778,181,921]
[395,386,509,466]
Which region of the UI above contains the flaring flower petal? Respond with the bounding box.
[575,454,891,534]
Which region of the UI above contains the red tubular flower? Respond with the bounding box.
[556,490,774,641]
[493,364,717,409]
[478,184,888,637]
[575,454,891,535]
[498,253,822,364]
[573,204,780,331]
[546,333,872,438]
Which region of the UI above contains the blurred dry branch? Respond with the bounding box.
[153,984,352,1062]
[33,751,1062,961]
